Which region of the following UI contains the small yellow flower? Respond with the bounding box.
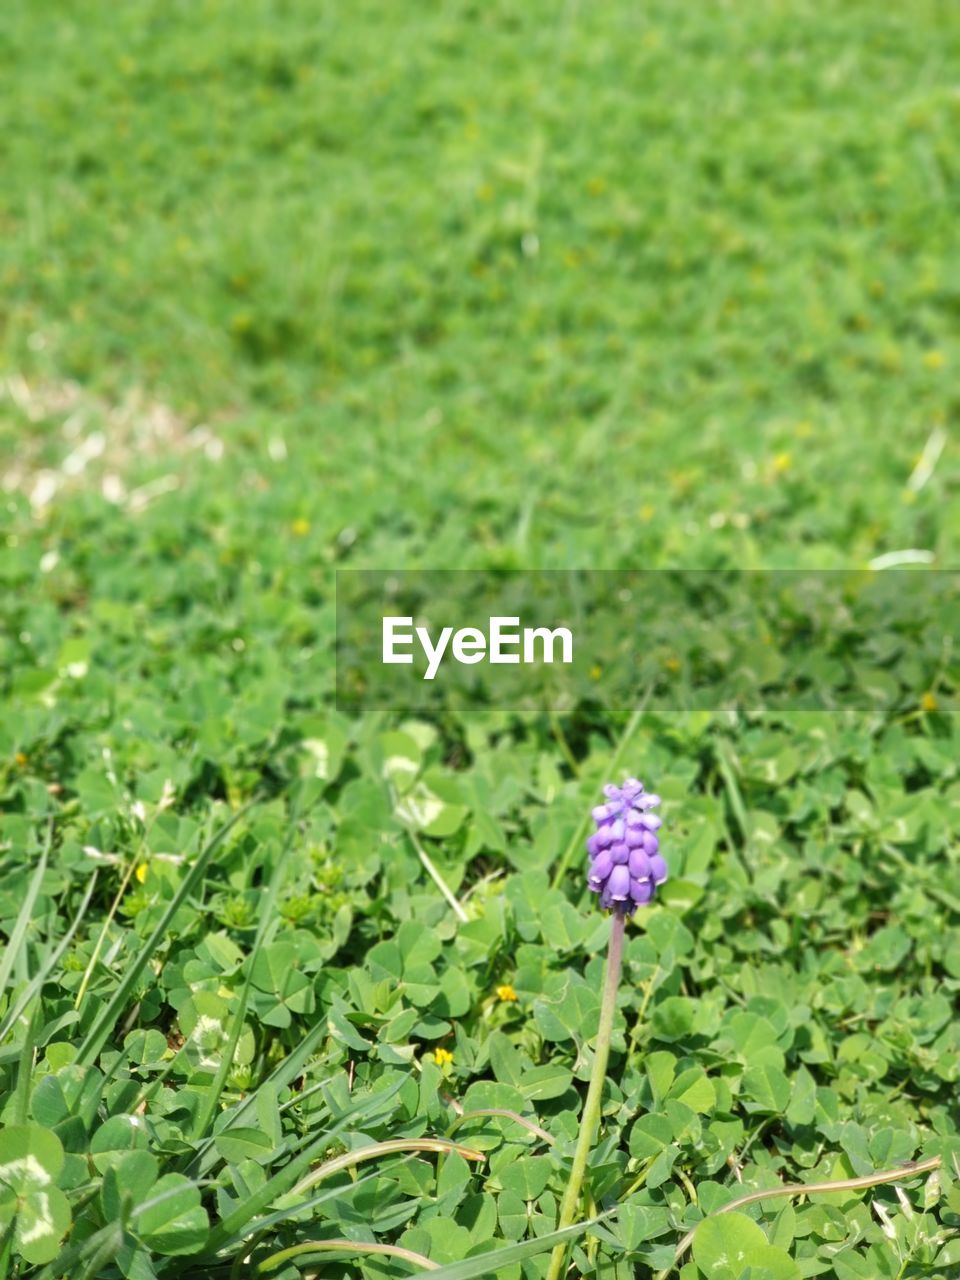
[433,1047,454,1067]
[14,752,27,767]
[589,664,602,681]
[772,451,792,475]
[135,863,149,884]
[922,350,945,371]
[291,517,310,537]
[496,984,517,1003]
[663,656,681,673]
[921,691,938,713]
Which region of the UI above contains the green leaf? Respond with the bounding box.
[499,1155,552,1200]
[669,1068,717,1114]
[497,1188,527,1241]
[646,1143,680,1188]
[437,1151,473,1199]
[0,1123,64,1191]
[629,1113,674,1160]
[722,1013,784,1069]
[785,1065,816,1127]
[90,1115,149,1172]
[12,1184,72,1265]
[651,996,695,1041]
[133,1174,209,1256]
[742,1065,791,1114]
[692,1212,800,1280]
[214,1127,275,1165]
[516,1064,573,1102]
[532,979,599,1043]
[646,1051,678,1102]
[0,1124,71,1265]
[101,1151,159,1220]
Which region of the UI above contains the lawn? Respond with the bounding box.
[1,1,959,1277]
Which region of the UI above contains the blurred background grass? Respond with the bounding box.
[1,0,958,567]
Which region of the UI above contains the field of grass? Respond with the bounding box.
[1,2,959,1278]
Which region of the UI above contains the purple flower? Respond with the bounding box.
[587,778,666,913]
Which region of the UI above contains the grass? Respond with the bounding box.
[1,1,959,1277]
[2,0,959,568]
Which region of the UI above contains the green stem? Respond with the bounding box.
[546,909,626,1280]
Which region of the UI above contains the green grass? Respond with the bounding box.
[2,0,959,567]
[1,1,960,1278]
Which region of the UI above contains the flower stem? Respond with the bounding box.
[546,908,626,1280]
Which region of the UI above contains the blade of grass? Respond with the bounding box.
[75,799,255,1068]
[204,1074,408,1253]
[0,1222,12,1280]
[446,1108,555,1146]
[191,786,310,1141]
[421,1214,612,1280]
[290,1138,484,1197]
[234,1162,398,1242]
[33,1221,123,1280]
[390,778,467,923]
[0,821,51,1002]
[257,1239,439,1273]
[188,1019,334,1178]
[714,740,754,882]
[0,870,99,1044]
[72,851,140,1011]
[12,1002,40,1125]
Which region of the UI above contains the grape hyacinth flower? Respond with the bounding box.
[547,777,666,1280]
[587,777,667,913]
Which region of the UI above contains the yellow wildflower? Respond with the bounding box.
[135,863,149,884]
[921,691,938,713]
[433,1047,454,1067]
[291,518,310,537]
[922,350,945,371]
[496,984,517,1003]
